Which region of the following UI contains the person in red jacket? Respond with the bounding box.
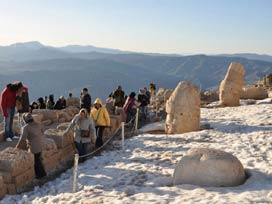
[0,82,23,142]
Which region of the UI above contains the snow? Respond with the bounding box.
[1,104,272,204]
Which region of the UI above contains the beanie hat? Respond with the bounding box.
[23,113,33,123]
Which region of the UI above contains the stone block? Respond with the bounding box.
[0,148,34,176]
[45,128,73,148]
[173,148,245,187]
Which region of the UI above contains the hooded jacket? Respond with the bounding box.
[0,84,17,117]
[16,120,44,154]
[91,98,111,127]
[66,108,96,143]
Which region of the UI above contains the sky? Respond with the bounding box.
[0,0,272,55]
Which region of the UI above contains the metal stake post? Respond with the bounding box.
[135,108,139,131]
[121,122,125,149]
[73,154,79,193]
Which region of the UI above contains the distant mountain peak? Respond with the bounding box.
[9,41,44,50]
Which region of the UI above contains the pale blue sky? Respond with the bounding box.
[0,0,271,54]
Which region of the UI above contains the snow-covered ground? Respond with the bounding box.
[2,103,272,204]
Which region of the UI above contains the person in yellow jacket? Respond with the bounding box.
[91,98,111,148]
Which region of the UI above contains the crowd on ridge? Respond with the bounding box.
[0,81,157,178]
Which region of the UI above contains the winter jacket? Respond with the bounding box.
[80,93,92,112]
[138,93,148,107]
[16,121,44,154]
[113,90,125,107]
[16,87,30,113]
[0,85,17,117]
[54,99,66,110]
[66,111,96,143]
[91,98,111,127]
[123,97,137,115]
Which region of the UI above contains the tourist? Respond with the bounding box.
[91,98,110,148]
[0,81,23,142]
[16,113,47,179]
[80,88,92,113]
[64,108,96,162]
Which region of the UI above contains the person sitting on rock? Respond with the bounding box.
[91,98,111,148]
[46,94,55,109]
[54,96,66,110]
[37,97,46,109]
[64,108,96,162]
[16,113,47,179]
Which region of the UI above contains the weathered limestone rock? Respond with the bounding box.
[66,97,80,108]
[156,88,173,104]
[41,138,58,159]
[0,130,4,142]
[115,107,126,122]
[58,111,73,123]
[240,86,268,100]
[57,122,70,131]
[165,82,200,134]
[0,148,34,176]
[0,176,7,199]
[45,128,73,148]
[0,148,35,194]
[32,114,43,122]
[58,144,76,163]
[173,148,246,187]
[32,109,58,121]
[219,62,245,106]
[42,119,53,126]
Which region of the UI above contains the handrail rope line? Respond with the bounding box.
[78,116,136,158]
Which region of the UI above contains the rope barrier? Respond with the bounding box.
[72,113,138,192]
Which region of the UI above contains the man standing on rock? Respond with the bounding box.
[0,81,23,142]
[80,88,92,113]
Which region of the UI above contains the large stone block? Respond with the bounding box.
[41,138,58,159]
[241,86,268,100]
[43,153,59,174]
[219,62,245,106]
[12,168,35,189]
[173,148,246,187]
[66,97,80,108]
[0,148,34,176]
[32,109,58,121]
[45,128,73,148]
[58,144,76,163]
[57,122,70,131]
[32,114,43,122]
[165,81,200,134]
[0,176,7,199]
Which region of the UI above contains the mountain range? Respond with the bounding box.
[0,41,272,102]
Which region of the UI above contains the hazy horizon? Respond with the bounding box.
[1,0,272,55]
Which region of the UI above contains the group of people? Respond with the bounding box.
[30,94,67,113]
[0,82,156,178]
[109,85,153,123]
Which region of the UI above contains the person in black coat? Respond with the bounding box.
[80,88,92,113]
[54,96,66,110]
[137,89,149,120]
